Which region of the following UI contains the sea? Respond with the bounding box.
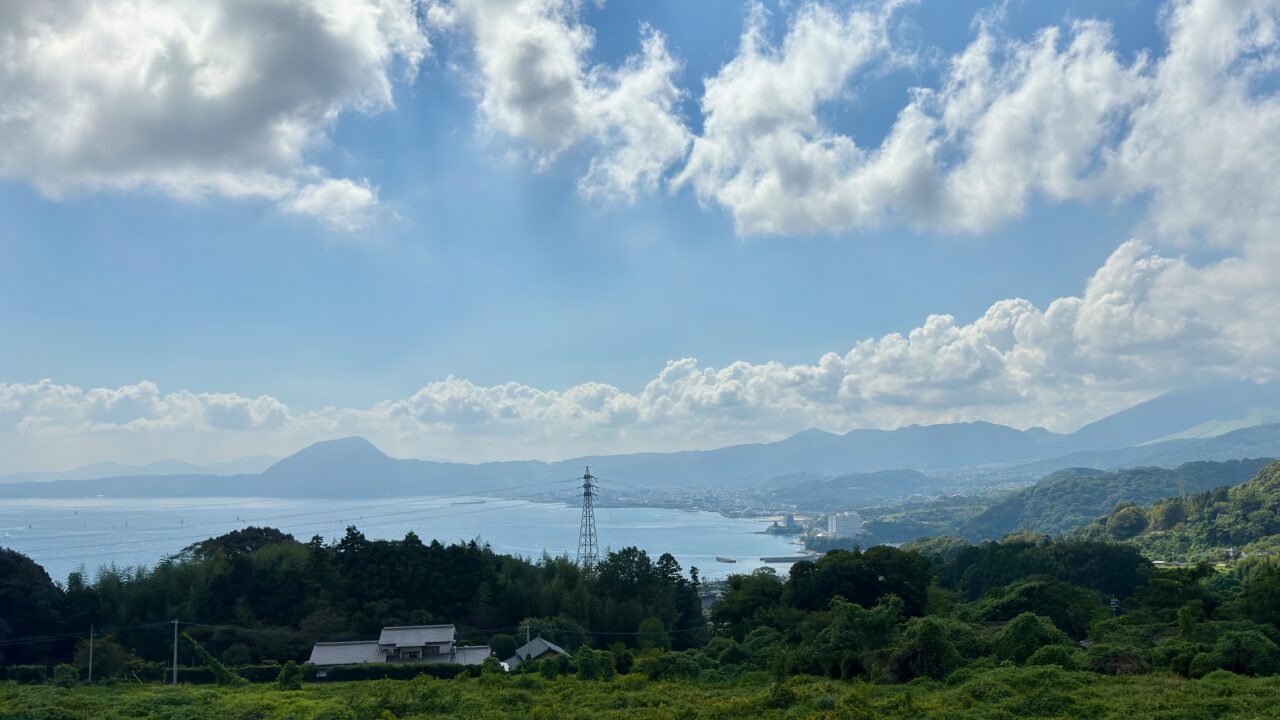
[0,496,805,584]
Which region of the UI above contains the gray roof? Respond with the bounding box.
[505,637,571,669]
[309,641,386,666]
[452,646,493,666]
[379,625,456,647]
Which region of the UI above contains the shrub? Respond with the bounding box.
[182,632,245,686]
[310,662,482,682]
[608,642,634,675]
[575,648,616,681]
[1189,630,1280,677]
[890,617,963,681]
[635,652,703,681]
[992,613,1072,665]
[236,664,294,683]
[220,643,252,667]
[1085,644,1148,675]
[1151,640,1203,677]
[1025,645,1083,670]
[275,661,303,691]
[52,664,79,687]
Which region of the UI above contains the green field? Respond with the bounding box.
[6,666,1280,720]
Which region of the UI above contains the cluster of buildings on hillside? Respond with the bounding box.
[308,624,570,673]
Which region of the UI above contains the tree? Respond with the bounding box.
[0,548,65,665]
[74,635,136,680]
[637,616,670,651]
[488,633,518,661]
[1106,505,1149,539]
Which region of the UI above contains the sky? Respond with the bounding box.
[2,0,1279,472]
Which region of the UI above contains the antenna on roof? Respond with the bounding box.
[576,467,599,571]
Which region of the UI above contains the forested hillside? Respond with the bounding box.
[857,459,1272,545]
[1081,460,1280,560]
[962,459,1274,540]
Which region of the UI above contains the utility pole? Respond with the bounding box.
[524,623,530,647]
[172,619,179,685]
[576,467,599,570]
[88,625,94,683]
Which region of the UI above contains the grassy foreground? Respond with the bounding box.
[6,666,1280,720]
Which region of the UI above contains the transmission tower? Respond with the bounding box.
[576,467,599,570]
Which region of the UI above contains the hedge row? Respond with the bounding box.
[304,662,479,682]
[3,661,477,685]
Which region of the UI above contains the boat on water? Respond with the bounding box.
[715,556,737,563]
[451,499,486,505]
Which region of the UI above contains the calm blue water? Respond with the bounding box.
[0,496,804,583]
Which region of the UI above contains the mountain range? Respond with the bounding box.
[1,380,1278,500]
[0,455,278,484]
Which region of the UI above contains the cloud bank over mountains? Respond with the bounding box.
[2,0,1278,470]
[3,235,1276,471]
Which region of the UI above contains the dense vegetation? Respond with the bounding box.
[857,459,1272,545]
[0,526,704,669]
[6,460,1280,719]
[1081,460,1280,560]
[8,667,1280,719]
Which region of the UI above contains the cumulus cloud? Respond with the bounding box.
[5,233,1278,471]
[674,0,1279,240]
[428,0,691,201]
[0,0,428,229]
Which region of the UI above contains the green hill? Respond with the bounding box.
[1079,460,1280,560]
[856,459,1272,545]
[959,459,1274,540]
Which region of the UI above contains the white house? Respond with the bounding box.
[309,624,491,667]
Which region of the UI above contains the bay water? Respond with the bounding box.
[0,496,804,583]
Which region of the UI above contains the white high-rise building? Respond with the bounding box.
[827,511,862,538]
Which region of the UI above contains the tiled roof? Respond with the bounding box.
[308,641,386,666]
[378,625,455,647]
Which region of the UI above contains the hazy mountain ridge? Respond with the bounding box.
[765,469,944,511]
[1,382,1278,500]
[0,455,280,484]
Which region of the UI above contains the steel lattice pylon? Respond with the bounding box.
[576,467,599,570]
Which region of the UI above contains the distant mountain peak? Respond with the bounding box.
[263,436,392,475]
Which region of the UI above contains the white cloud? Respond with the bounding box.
[281,178,381,232]
[428,0,691,201]
[674,0,1279,241]
[5,231,1278,471]
[0,0,428,229]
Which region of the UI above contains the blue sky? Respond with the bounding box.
[1,0,1276,470]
